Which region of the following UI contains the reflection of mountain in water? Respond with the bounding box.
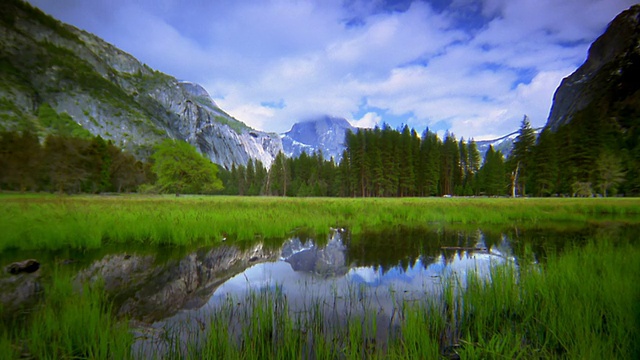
[129,229,513,357]
[281,231,348,276]
[75,243,277,322]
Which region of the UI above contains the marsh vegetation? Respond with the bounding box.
[1,195,639,359]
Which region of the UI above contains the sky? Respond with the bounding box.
[27,0,637,140]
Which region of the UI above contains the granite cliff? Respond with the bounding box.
[546,4,640,131]
[0,0,281,169]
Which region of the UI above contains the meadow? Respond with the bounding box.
[1,194,639,358]
[1,194,639,251]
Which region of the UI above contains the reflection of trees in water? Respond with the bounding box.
[344,227,502,273]
[341,224,634,273]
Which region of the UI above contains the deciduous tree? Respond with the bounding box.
[151,139,223,194]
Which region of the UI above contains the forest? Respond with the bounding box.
[1,108,637,197]
[221,113,635,198]
[0,130,152,193]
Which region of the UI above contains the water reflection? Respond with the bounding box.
[133,229,514,356]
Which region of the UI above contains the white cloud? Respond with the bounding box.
[350,112,382,128]
[27,0,639,139]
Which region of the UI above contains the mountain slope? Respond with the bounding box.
[0,0,281,169]
[546,4,640,131]
[474,131,519,158]
[281,116,356,160]
[540,4,640,195]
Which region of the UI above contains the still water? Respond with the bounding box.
[2,223,636,356]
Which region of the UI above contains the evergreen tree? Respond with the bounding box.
[418,129,441,196]
[595,151,626,197]
[467,139,481,194]
[440,132,460,196]
[529,128,559,196]
[478,146,506,196]
[398,125,416,196]
[509,115,537,196]
[337,149,351,196]
[268,152,289,196]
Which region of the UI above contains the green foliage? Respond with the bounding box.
[37,103,92,138]
[509,115,537,196]
[477,146,506,196]
[1,195,639,251]
[596,152,626,197]
[0,129,41,191]
[521,87,639,196]
[151,139,223,195]
[213,115,250,134]
[0,130,148,193]
[1,268,133,359]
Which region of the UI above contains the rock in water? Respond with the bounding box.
[6,259,40,274]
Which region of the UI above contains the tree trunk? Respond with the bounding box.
[511,161,520,198]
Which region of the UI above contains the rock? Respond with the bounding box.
[546,4,640,131]
[6,259,40,274]
[0,0,282,169]
[74,244,277,322]
[281,115,356,161]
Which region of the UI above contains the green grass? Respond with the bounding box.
[1,268,133,359]
[1,230,638,358]
[1,194,639,251]
[136,237,640,359]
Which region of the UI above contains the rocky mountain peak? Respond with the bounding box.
[546,4,640,131]
[281,116,356,160]
[0,0,281,169]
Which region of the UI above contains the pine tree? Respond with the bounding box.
[268,152,289,196]
[398,125,415,197]
[418,129,441,196]
[595,151,626,197]
[440,132,460,196]
[529,128,558,196]
[509,115,537,196]
[479,146,506,196]
[467,139,481,194]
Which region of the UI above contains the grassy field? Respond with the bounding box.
[1,194,639,250]
[1,194,639,358]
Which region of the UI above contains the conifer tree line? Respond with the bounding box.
[2,103,636,197]
[222,111,638,197]
[220,124,508,197]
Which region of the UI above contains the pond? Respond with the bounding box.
[1,222,638,358]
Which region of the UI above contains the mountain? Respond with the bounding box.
[281,116,356,160]
[474,131,519,158]
[475,127,542,159]
[546,4,640,131]
[282,115,527,161]
[0,0,281,169]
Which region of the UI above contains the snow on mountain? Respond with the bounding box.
[281,115,356,161]
[475,131,519,158]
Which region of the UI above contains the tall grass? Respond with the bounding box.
[2,236,637,359]
[447,238,640,359]
[1,269,133,359]
[1,194,639,250]
[127,237,639,359]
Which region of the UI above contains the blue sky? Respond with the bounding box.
[28,0,637,139]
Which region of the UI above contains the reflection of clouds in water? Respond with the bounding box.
[196,231,517,316]
[136,230,516,357]
[347,266,383,285]
[207,246,510,308]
